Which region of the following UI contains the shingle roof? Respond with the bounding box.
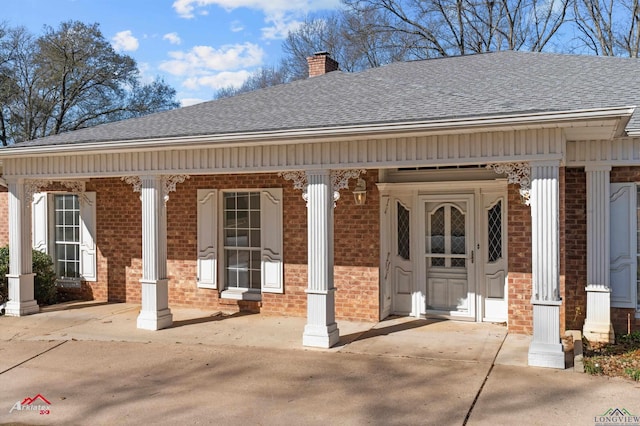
[10,51,640,148]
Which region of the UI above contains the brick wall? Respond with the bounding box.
[507,183,533,334]
[86,171,380,322]
[564,168,587,331]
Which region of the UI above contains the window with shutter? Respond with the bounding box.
[31,191,97,285]
[197,188,283,299]
[610,183,637,309]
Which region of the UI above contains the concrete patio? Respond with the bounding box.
[0,302,638,425]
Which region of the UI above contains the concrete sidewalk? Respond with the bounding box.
[0,303,638,425]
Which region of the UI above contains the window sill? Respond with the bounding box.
[220,289,262,302]
[56,278,82,289]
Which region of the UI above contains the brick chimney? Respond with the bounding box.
[306,51,339,77]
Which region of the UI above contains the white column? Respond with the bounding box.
[5,179,39,316]
[528,161,565,369]
[137,175,173,330]
[303,170,339,347]
[583,165,614,342]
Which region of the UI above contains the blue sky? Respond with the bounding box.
[3,0,342,106]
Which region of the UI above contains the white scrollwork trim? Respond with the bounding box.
[121,176,142,194]
[487,162,531,205]
[278,171,307,191]
[162,175,190,202]
[279,169,366,207]
[331,169,366,192]
[25,179,52,202]
[59,181,86,197]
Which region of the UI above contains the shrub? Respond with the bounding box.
[0,245,57,306]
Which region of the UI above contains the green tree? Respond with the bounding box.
[0,21,179,145]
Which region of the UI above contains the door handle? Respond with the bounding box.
[471,250,474,264]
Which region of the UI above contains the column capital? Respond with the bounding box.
[585,164,612,172]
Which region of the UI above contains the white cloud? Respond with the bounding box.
[111,30,139,52]
[180,98,207,107]
[172,0,340,39]
[159,42,264,76]
[261,13,303,40]
[230,20,244,32]
[163,32,182,45]
[184,70,251,90]
[173,0,341,18]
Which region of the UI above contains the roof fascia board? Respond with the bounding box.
[0,106,634,157]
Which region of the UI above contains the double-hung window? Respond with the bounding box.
[197,188,283,299]
[32,192,97,286]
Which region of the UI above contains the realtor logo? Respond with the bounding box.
[594,408,640,426]
[9,393,51,415]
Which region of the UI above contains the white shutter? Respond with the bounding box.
[79,192,97,282]
[610,183,637,308]
[32,192,49,253]
[261,188,283,293]
[197,189,218,289]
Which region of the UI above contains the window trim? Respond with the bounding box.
[197,187,284,298]
[32,191,97,285]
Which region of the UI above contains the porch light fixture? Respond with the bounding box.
[353,178,367,205]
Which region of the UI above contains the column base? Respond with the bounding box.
[528,302,565,369]
[137,279,173,330]
[583,322,615,344]
[303,323,340,348]
[5,273,39,316]
[303,289,339,348]
[4,299,39,316]
[137,308,173,331]
[528,341,565,369]
[583,286,613,343]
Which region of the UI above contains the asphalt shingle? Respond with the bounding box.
[10,51,640,148]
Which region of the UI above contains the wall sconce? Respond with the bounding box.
[353,178,367,205]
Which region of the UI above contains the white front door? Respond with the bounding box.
[422,195,476,319]
[380,182,508,323]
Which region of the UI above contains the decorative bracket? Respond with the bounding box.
[25,179,87,203]
[487,162,530,205]
[163,175,190,202]
[121,175,190,203]
[279,169,366,207]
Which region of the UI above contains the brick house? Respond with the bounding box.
[1,51,639,369]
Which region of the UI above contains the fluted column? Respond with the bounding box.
[137,175,173,330]
[302,169,339,347]
[583,165,614,342]
[528,161,565,368]
[4,179,39,316]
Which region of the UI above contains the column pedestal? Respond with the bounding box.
[303,290,339,347]
[137,279,173,330]
[4,273,39,316]
[583,286,615,342]
[528,302,565,368]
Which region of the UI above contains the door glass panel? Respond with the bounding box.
[488,201,502,263]
[430,207,445,266]
[397,202,411,260]
[450,207,466,267]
